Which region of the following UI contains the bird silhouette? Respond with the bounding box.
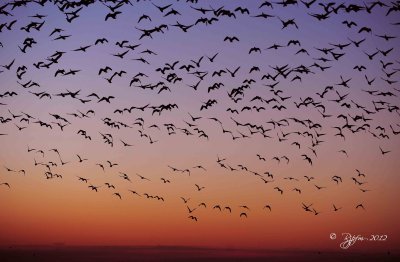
[188,215,198,221]
[0,182,11,188]
[77,176,89,183]
[76,154,88,163]
[88,185,100,192]
[136,173,150,181]
[379,146,391,155]
[0,0,397,232]
[356,204,365,210]
[113,192,122,199]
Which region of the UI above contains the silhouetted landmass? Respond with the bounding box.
[0,246,398,262]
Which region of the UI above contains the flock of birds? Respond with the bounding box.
[0,0,400,223]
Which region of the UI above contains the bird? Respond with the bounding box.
[0,182,10,188]
[105,11,122,21]
[338,150,348,157]
[95,38,108,45]
[193,165,206,171]
[226,66,240,77]
[263,205,272,211]
[181,197,190,204]
[224,36,239,42]
[293,188,301,194]
[314,184,326,190]
[98,96,115,103]
[76,154,88,163]
[77,176,89,183]
[195,184,205,191]
[106,161,118,168]
[4,166,15,172]
[98,66,112,75]
[333,204,342,212]
[72,45,91,52]
[379,146,391,155]
[105,183,115,189]
[234,7,250,14]
[213,205,222,211]
[112,50,129,59]
[239,205,250,210]
[1,59,15,70]
[252,12,274,19]
[257,154,266,161]
[356,169,366,177]
[250,47,262,55]
[152,3,172,13]
[160,178,170,184]
[356,204,365,210]
[187,206,197,214]
[88,185,100,192]
[113,192,122,199]
[138,14,151,23]
[136,173,150,181]
[302,203,313,212]
[207,53,218,62]
[120,139,133,147]
[342,20,357,28]
[304,176,314,181]
[301,154,313,165]
[312,208,321,216]
[188,215,198,221]
[128,190,140,196]
[96,163,105,171]
[0,0,397,231]
[274,187,283,194]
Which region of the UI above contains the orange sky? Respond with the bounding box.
[0,0,399,252]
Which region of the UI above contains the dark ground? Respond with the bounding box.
[0,246,398,262]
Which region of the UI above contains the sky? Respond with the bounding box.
[0,0,399,252]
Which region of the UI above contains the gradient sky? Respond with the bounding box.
[0,0,399,252]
